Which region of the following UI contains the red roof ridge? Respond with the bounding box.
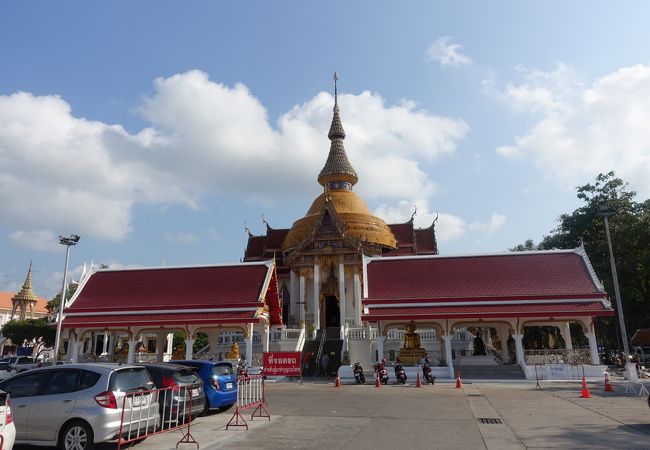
[94,260,273,274]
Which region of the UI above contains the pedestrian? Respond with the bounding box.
[303,351,313,376]
[321,352,330,376]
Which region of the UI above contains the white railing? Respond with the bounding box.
[386,329,437,341]
[524,349,591,365]
[270,326,303,342]
[347,327,377,340]
[295,325,306,352]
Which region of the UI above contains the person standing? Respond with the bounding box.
[321,352,330,376]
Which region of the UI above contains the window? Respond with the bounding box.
[79,370,102,390]
[41,370,80,395]
[212,364,233,376]
[0,372,48,398]
[109,368,153,392]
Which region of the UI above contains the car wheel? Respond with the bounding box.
[59,420,95,450]
[201,400,212,416]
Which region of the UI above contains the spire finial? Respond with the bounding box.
[333,72,339,108]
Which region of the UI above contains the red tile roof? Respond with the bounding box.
[631,329,650,345]
[0,291,49,314]
[363,250,613,320]
[388,222,414,246]
[63,262,277,328]
[62,311,260,328]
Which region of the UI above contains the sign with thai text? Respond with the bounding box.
[263,351,301,377]
[548,364,568,379]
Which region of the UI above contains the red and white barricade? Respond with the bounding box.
[226,374,270,430]
[117,385,200,450]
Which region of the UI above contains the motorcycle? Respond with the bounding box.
[394,362,407,384]
[375,362,389,385]
[422,362,436,384]
[237,360,249,379]
[353,361,366,384]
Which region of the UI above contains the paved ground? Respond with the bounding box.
[16,378,650,450]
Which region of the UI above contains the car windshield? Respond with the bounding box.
[109,368,154,392]
[212,364,233,376]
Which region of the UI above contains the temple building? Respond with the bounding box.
[60,78,614,380]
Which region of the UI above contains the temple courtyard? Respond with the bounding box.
[16,378,649,450]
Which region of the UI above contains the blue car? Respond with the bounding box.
[172,360,237,414]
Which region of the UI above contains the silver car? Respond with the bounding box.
[0,363,159,450]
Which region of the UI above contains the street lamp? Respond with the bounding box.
[54,234,80,362]
[596,206,633,377]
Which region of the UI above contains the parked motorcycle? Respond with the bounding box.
[394,361,407,384]
[353,361,366,384]
[422,358,436,384]
[237,359,249,379]
[375,362,389,385]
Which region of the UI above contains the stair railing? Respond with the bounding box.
[315,330,326,375]
[295,324,306,352]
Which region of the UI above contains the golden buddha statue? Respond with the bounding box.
[226,341,239,360]
[398,321,427,365]
[171,343,185,360]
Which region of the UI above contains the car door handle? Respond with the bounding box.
[63,399,73,403]
[18,404,27,408]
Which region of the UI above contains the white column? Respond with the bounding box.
[513,334,525,367]
[127,337,136,364]
[353,272,362,326]
[102,332,109,355]
[584,332,600,365]
[562,323,573,350]
[108,332,116,359]
[91,332,97,356]
[338,261,346,338]
[246,323,254,367]
[166,333,174,359]
[299,274,306,324]
[290,270,298,324]
[313,263,320,332]
[69,334,78,363]
[156,332,165,362]
[376,335,385,362]
[184,337,194,360]
[442,334,454,378]
[263,324,270,353]
[208,331,219,359]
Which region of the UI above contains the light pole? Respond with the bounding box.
[54,234,80,362]
[596,206,633,376]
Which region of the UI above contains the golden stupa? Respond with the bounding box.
[282,75,396,254]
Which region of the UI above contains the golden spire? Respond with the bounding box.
[318,72,358,188]
[11,261,39,320]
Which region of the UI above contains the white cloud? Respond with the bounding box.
[468,213,506,235]
[427,36,472,68]
[374,199,505,243]
[0,71,468,247]
[9,230,59,252]
[495,64,650,197]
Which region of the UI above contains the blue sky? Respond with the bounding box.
[2,1,650,298]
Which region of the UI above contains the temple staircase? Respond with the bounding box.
[301,327,342,376]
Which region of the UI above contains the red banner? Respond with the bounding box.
[263,351,302,377]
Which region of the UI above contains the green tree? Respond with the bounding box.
[47,283,78,317]
[511,172,650,351]
[1,317,56,352]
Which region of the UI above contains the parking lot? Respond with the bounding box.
[16,378,649,450]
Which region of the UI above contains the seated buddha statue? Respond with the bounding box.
[402,321,422,350]
[399,321,427,365]
[226,341,239,360]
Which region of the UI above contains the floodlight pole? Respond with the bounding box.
[54,234,80,362]
[597,207,632,374]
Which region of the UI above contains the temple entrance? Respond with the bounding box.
[324,295,340,328]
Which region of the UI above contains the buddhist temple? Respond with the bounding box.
[59,76,614,380]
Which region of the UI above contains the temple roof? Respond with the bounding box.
[362,249,613,321]
[62,261,282,328]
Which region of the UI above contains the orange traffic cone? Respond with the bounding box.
[375,372,381,388]
[604,372,613,392]
[416,371,422,388]
[455,371,463,389]
[580,375,591,398]
[335,370,341,388]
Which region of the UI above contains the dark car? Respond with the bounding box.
[172,360,237,414]
[138,363,205,424]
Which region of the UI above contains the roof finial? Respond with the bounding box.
[333,72,339,108]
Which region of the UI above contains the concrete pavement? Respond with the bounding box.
[15,378,650,450]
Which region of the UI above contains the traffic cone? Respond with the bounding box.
[580,375,591,398]
[335,369,341,388]
[604,372,613,392]
[375,372,381,388]
[416,371,422,388]
[455,371,463,389]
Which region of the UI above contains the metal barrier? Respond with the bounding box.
[117,385,200,450]
[226,375,270,430]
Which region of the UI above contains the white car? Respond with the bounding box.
[0,390,15,450]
